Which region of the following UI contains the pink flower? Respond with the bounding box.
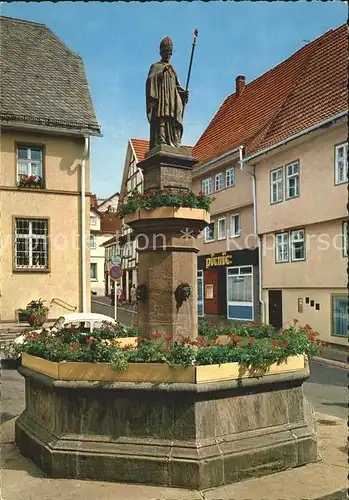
[248,337,255,344]
[71,343,79,351]
[86,337,95,344]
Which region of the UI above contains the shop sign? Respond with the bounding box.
[205,252,232,269]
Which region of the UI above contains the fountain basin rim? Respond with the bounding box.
[21,353,306,384]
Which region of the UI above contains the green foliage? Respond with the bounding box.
[117,189,212,218]
[13,320,324,372]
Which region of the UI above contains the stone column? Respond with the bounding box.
[124,145,209,341]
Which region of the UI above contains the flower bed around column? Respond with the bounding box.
[14,319,324,383]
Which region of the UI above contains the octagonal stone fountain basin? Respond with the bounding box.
[15,354,317,489]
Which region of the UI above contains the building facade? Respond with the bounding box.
[254,120,347,346]
[90,197,121,296]
[0,16,101,320]
[191,24,348,344]
[96,192,120,213]
[117,138,146,301]
[192,158,259,323]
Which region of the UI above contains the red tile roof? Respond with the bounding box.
[193,24,348,166]
[130,138,149,162]
[130,138,193,161]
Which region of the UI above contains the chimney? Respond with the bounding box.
[236,75,246,97]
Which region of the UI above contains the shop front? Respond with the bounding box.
[197,249,259,323]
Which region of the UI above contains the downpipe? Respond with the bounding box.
[239,145,265,323]
[81,136,89,313]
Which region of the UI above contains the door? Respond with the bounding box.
[268,290,283,330]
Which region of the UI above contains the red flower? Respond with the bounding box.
[161,347,168,353]
[138,337,146,344]
[71,343,79,351]
[196,337,205,344]
[86,337,95,344]
[164,336,172,342]
[235,337,241,343]
[271,340,277,346]
[248,337,255,344]
[152,332,162,339]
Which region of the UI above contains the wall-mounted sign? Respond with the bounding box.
[205,252,232,269]
[205,284,214,299]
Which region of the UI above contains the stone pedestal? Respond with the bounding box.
[15,365,317,489]
[125,146,209,340]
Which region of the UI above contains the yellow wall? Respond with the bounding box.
[193,156,253,215]
[0,129,91,321]
[262,219,347,289]
[263,287,347,346]
[255,123,347,234]
[196,204,256,255]
[0,130,90,192]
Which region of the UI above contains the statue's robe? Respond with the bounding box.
[146,61,186,149]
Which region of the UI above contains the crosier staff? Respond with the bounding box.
[185,29,199,91]
[183,29,198,115]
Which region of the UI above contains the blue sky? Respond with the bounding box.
[2,1,346,198]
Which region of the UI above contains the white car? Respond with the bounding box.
[14,312,117,345]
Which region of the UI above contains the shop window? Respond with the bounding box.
[197,270,204,317]
[226,266,253,320]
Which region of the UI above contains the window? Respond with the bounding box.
[276,233,289,262]
[270,167,283,203]
[90,216,97,226]
[90,263,97,280]
[290,229,305,261]
[201,178,212,195]
[343,221,348,257]
[14,219,48,269]
[226,167,235,187]
[90,234,96,249]
[335,142,348,185]
[286,161,300,198]
[332,296,348,337]
[204,222,215,242]
[230,213,240,238]
[215,172,224,191]
[218,218,226,240]
[17,146,43,186]
[227,266,253,320]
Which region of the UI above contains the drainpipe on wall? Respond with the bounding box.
[81,136,89,313]
[239,145,265,323]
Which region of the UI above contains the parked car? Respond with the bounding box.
[14,312,116,346]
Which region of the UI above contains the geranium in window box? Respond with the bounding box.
[18,174,43,188]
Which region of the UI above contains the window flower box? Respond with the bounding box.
[17,174,44,189]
